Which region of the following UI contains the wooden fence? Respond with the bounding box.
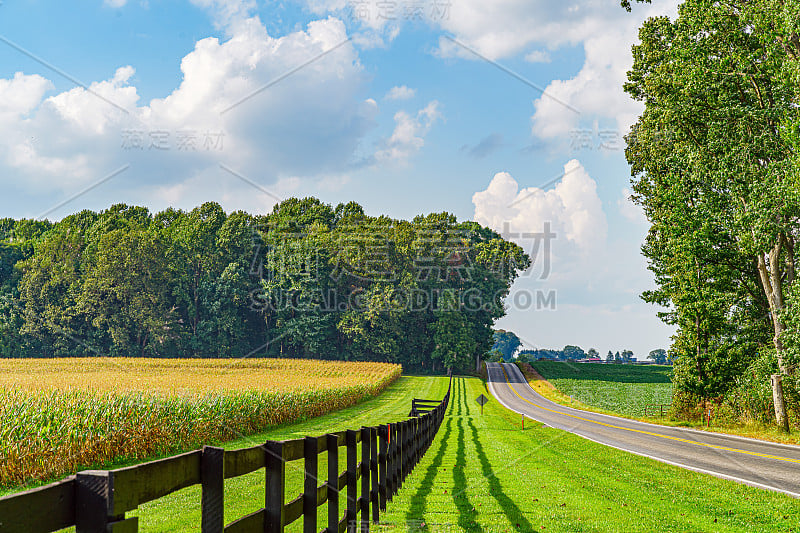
[0,378,451,533]
[643,404,670,418]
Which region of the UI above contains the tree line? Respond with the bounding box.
[488,331,667,363]
[625,0,800,429]
[0,199,529,373]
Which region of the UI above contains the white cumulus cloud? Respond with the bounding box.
[524,50,551,63]
[375,100,441,162]
[472,159,607,254]
[384,85,416,101]
[300,0,678,145]
[0,15,378,214]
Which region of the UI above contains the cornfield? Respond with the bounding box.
[0,358,401,488]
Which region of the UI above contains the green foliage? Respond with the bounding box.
[624,0,800,416]
[0,200,527,372]
[490,330,521,362]
[563,345,585,360]
[647,349,668,364]
[724,350,800,426]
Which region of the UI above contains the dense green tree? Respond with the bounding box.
[0,199,527,371]
[563,345,585,360]
[81,229,173,357]
[491,330,522,362]
[648,349,668,364]
[625,0,800,428]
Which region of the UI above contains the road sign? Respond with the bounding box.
[476,393,489,414]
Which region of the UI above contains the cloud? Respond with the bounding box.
[528,2,680,141]
[188,0,258,32]
[299,0,678,145]
[472,159,607,254]
[0,16,377,215]
[530,30,640,141]
[384,85,416,101]
[524,50,551,63]
[375,100,441,162]
[618,187,647,224]
[0,72,53,118]
[104,0,128,7]
[460,133,503,159]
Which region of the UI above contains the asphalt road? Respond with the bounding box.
[485,362,800,497]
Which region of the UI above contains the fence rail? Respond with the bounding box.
[644,404,671,418]
[0,377,451,533]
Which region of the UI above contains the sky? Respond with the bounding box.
[0,0,680,358]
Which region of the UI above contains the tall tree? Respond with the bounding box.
[81,229,172,357]
[625,0,800,429]
[492,330,522,362]
[648,349,668,364]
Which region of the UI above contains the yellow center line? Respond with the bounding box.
[498,364,800,465]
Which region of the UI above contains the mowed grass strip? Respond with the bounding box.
[380,376,800,532]
[131,375,452,532]
[0,358,401,488]
[529,361,674,418]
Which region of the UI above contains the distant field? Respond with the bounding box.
[0,358,400,488]
[529,361,673,418]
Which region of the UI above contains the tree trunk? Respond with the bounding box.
[771,374,790,433]
[756,244,791,432]
[476,352,482,373]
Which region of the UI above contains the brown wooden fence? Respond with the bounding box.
[0,377,451,533]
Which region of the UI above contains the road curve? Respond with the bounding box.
[486,362,800,497]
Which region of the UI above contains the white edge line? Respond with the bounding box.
[486,364,800,499]
[500,363,800,452]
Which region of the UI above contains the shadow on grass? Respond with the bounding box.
[453,417,484,532]
[467,417,535,532]
[403,417,453,527]
[456,377,463,416]
[461,377,471,417]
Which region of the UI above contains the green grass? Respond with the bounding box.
[134,375,451,532]
[27,373,799,532]
[530,361,674,418]
[380,376,799,532]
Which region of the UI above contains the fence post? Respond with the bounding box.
[369,427,379,524]
[346,430,358,532]
[360,427,370,530]
[304,437,319,533]
[378,425,388,511]
[385,425,393,502]
[75,470,139,533]
[265,440,285,533]
[395,423,401,491]
[412,418,419,469]
[426,414,432,450]
[395,423,401,493]
[388,425,395,500]
[417,417,423,463]
[397,421,408,490]
[201,446,225,533]
[327,434,339,533]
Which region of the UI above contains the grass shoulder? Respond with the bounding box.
[519,361,800,446]
[381,375,800,532]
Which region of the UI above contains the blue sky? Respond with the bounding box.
[0,0,680,358]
